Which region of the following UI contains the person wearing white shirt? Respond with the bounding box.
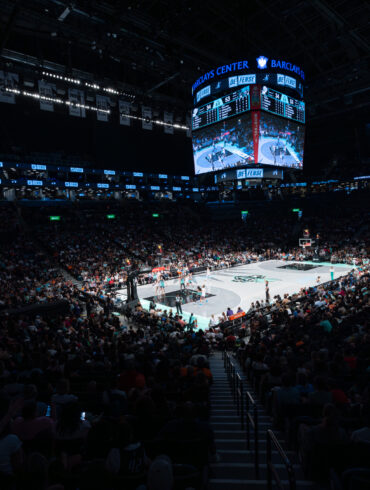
[351,426,370,443]
[209,315,217,327]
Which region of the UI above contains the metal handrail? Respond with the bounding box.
[246,391,259,479]
[231,364,236,400]
[266,429,296,490]
[224,351,229,373]
[236,373,244,429]
[224,354,245,431]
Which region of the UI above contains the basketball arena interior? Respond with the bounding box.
[0,1,369,489]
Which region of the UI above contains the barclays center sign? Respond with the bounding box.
[192,56,305,93]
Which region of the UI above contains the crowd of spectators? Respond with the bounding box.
[1,202,368,310]
[0,236,79,311]
[0,199,369,488]
[236,267,370,481]
[0,295,224,489]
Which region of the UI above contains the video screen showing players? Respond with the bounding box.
[258,112,304,169]
[192,112,253,175]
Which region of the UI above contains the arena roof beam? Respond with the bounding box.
[0,0,19,55]
[311,0,370,54]
[280,6,338,71]
[56,0,229,67]
[145,72,179,96]
[251,0,327,74]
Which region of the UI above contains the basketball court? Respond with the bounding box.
[258,135,301,167]
[193,142,252,174]
[115,260,353,330]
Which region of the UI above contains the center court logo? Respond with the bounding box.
[256,56,268,69]
[232,275,281,283]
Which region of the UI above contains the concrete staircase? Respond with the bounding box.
[58,267,82,288]
[208,351,316,489]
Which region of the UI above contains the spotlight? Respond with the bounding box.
[5,88,110,114]
[58,7,71,22]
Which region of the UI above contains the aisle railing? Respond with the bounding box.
[266,429,296,490]
[246,390,259,479]
[223,351,260,477]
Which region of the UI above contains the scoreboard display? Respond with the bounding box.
[260,86,305,123]
[192,86,250,130]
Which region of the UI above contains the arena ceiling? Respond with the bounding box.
[0,0,369,121]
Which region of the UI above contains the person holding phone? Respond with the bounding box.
[55,402,91,444]
[0,396,24,477]
[12,400,55,443]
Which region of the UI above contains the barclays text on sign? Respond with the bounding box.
[192,57,305,93]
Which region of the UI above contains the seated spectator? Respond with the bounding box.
[0,395,23,478]
[275,373,300,415]
[55,402,90,442]
[11,400,54,442]
[51,379,78,417]
[118,360,146,393]
[295,373,314,398]
[351,413,370,443]
[23,385,48,417]
[159,402,216,456]
[300,404,348,450]
[105,421,148,475]
[308,377,333,407]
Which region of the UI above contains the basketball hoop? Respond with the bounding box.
[299,238,313,248]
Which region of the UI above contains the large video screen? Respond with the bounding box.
[258,112,304,169]
[192,86,250,131]
[260,86,305,123]
[192,112,253,175]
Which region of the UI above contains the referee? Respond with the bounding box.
[175,294,183,314]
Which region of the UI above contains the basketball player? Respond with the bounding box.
[265,285,270,303]
[189,273,195,287]
[201,284,207,304]
[330,266,334,281]
[185,274,190,289]
[154,277,160,295]
[159,276,165,295]
[180,275,185,291]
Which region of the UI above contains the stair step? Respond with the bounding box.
[215,439,248,449]
[217,449,298,464]
[209,478,314,489]
[211,418,271,423]
[210,462,304,480]
[209,354,313,490]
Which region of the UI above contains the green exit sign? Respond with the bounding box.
[292,208,301,212]
[106,214,116,219]
[241,210,248,216]
[152,213,159,218]
[49,216,61,221]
